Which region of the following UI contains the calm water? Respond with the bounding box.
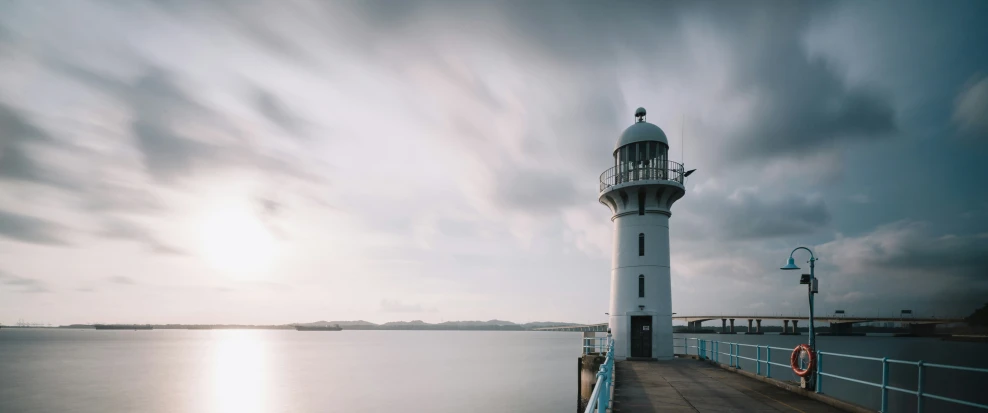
[673,333,988,412]
[2,329,985,413]
[0,329,580,413]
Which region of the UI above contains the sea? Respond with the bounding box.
[1,329,985,413]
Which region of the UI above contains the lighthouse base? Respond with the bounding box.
[610,314,674,361]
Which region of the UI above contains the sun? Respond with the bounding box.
[199,203,276,278]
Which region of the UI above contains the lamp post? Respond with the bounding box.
[780,247,817,350]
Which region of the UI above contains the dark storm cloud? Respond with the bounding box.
[721,192,832,239]
[96,218,183,254]
[0,271,49,293]
[824,222,988,279]
[815,222,988,314]
[954,75,988,137]
[337,1,896,167]
[0,208,70,245]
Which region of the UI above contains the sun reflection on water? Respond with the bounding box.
[209,331,268,413]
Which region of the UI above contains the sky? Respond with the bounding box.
[1,1,987,326]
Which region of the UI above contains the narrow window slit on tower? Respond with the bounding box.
[639,275,645,297]
[639,233,645,256]
[638,192,645,215]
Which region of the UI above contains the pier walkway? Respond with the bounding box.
[613,359,846,413]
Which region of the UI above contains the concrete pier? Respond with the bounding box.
[578,353,606,411]
[612,359,849,412]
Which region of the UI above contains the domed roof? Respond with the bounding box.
[616,108,668,150]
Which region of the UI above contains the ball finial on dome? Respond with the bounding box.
[634,107,646,122]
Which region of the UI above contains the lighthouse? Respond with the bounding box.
[599,107,687,360]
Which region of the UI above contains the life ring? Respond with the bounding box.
[790,344,816,377]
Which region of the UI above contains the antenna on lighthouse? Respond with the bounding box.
[680,114,685,164]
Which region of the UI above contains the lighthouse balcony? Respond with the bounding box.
[599,160,685,193]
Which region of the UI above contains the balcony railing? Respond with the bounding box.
[599,160,685,192]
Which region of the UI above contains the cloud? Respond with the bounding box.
[96,218,183,254]
[107,276,135,285]
[0,101,75,189]
[849,194,870,204]
[0,208,70,245]
[676,188,831,241]
[721,191,831,239]
[0,271,49,293]
[380,299,436,313]
[255,89,307,136]
[953,75,988,137]
[815,221,988,313]
[492,168,580,214]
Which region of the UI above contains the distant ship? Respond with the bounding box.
[295,324,342,331]
[94,324,153,330]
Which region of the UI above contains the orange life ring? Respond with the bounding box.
[790,344,816,377]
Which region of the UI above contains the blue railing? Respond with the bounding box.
[674,337,988,412]
[584,335,615,413]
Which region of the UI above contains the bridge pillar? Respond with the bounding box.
[721,319,727,332]
[729,319,735,334]
[756,319,762,334]
[747,319,753,333]
[782,320,790,335]
[792,320,800,335]
[688,321,703,332]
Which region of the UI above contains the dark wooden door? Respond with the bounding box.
[630,316,652,358]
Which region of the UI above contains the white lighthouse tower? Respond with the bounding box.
[599,107,687,360]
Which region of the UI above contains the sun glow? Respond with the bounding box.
[199,202,276,278]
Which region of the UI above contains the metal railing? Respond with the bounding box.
[675,337,988,412]
[583,336,609,354]
[599,160,685,192]
[584,335,615,413]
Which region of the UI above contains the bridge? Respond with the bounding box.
[533,323,608,332]
[536,315,965,335]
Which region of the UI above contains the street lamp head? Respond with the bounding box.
[780,257,800,270]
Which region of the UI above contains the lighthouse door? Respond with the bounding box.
[630,316,652,358]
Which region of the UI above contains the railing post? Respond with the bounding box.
[881,357,889,413]
[816,351,822,393]
[917,360,924,413]
[767,348,772,378]
[756,346,761,375]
